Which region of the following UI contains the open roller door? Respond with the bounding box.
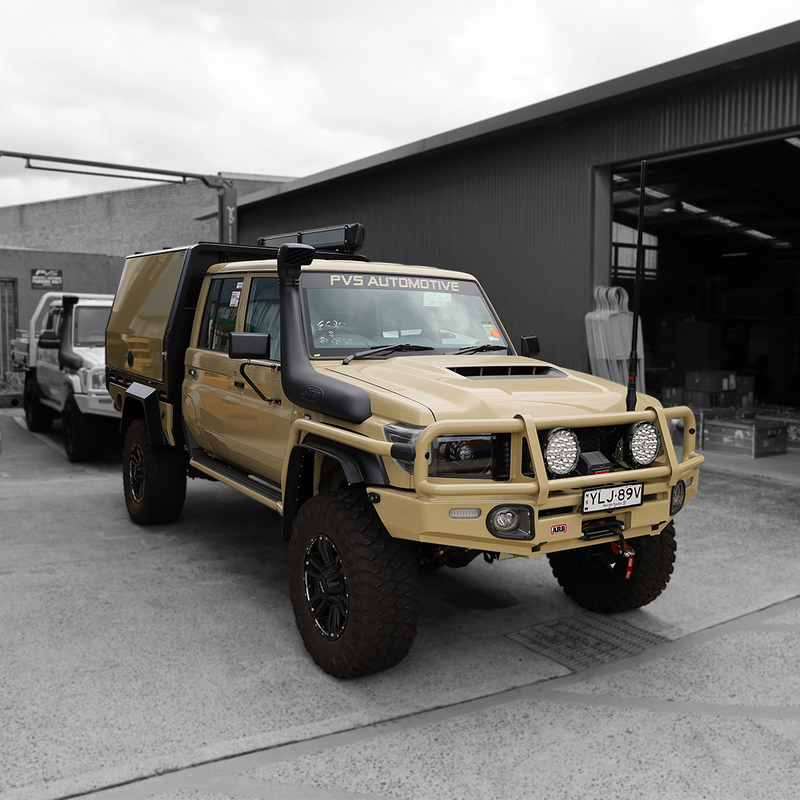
[611,134,800,409]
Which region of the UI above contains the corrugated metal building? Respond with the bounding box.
[235,21,800,405]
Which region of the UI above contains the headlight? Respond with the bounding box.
[626,421,661,467]
[88,368,107,392]
[384,424,494,477]
[429,434,493,478]
[543,428,580,476]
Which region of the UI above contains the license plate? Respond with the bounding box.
[582,483,643,514]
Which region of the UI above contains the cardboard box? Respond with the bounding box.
[691,407,738,449]
[662,387,683,406]
[734,376,756,408]
[684,389,736,408]
[685,370,737,392]
[703,418,787,458]
[754,412,800,450]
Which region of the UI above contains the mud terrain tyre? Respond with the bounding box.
[63,395,100,462]
[547,522,677,613]
[289,490,420,678]
[23,376,53,433]
[123,418,187,525]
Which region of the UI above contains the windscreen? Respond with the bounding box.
[301,271,509,359]
[75,306,111,347]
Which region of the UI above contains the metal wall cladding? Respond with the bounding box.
[241,51,800,372]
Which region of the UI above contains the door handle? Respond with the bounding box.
[234,380,245,389]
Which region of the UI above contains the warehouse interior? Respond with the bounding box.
[612,133,800,408]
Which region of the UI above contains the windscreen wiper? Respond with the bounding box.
[447,344,508,355]
[342,343,434,364]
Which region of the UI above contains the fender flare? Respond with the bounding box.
[281,434,389,541]
[62,373,81,400]
[121,383,165,445]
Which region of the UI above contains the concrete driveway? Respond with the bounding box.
[1,407,798,800]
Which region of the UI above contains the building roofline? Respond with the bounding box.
[0,244,119,257]
[235,19,800,209]
[218,172,295,183]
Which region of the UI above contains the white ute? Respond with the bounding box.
[11,291,120,461]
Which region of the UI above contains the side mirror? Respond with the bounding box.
[229,332,272,360]
[38,330,60,350]
[520,335,540,358]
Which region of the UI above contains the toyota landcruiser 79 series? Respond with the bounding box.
[105,224,703,678]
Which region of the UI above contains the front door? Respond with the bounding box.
[37,305,64,403]
[225,275,294,485]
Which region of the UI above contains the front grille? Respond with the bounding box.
[576,425,628,462]
[492,434,511,480]
[492,434,535,481]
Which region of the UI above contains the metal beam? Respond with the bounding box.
[0,149,237,243]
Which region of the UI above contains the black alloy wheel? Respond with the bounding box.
[303,533,349,639]
[128,439,146,504]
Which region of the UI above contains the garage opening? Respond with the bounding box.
[611,135,800,413]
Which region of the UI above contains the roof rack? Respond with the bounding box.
[257,223,365,254]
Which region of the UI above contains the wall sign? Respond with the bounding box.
[31,269,63,289]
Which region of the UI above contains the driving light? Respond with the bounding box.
[543,428,580,476]
[486,505,533,539]
[626,421,661,467]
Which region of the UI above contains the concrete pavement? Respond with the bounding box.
[1,407,799,800]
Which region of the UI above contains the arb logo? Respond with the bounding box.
[550,524,567,535]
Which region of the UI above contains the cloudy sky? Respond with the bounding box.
[1,0,799,207]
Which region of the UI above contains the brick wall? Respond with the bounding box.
[0,177,282,258]
[0,247,123,335]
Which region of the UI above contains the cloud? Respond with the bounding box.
[1,0,798,206]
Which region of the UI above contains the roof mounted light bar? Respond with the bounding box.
[257,223,365,254]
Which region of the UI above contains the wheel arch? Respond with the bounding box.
[62,372,81,399]
[281,434,389,541]
[120,383,165,445]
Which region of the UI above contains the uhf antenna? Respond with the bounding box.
[626,159,647,412]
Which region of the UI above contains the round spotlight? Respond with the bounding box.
[489,507,519,533]
[486,505,533,539]
[627,421,661,467]
[543,428,580,476]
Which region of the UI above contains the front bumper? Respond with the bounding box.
[73,391,121,419]
[294,405,704,558]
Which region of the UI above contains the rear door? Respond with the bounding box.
[183,276,242,459]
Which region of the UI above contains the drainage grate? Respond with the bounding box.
[506,613,670,672]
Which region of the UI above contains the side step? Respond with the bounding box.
[190,452,283,513]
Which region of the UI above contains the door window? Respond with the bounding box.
[244,277,280,360]
[198,277,241,352]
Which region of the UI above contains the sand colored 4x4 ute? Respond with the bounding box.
[106,224,703,678]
